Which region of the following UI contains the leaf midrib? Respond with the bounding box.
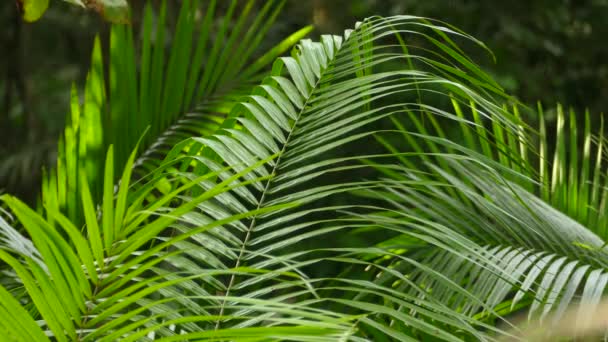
[213,37,349,330]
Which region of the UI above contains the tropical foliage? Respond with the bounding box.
[1,1,607,341]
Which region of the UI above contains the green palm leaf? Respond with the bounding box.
[41,0,313,225]
[2,9,606,341]
[363,93,608,329]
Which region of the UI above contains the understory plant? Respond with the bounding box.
[1,1,607,341]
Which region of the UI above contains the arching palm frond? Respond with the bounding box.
[41,0,313,225]
[361,96,608,331]
[1,11,605,342]
[0,15,517,340]
[447,100,608,235]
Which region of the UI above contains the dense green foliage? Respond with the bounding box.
[2,1,608,201]
[1,1,608,341]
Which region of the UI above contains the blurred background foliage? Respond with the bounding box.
[1,0,607,203]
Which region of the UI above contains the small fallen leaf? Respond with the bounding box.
[17,0,50,22]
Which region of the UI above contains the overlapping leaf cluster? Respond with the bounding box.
[1,2,607,341]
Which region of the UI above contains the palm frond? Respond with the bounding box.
[41,0,312,224]
[2,10,606,341]
[1,14,516,340]
[362,91,608,328]
[453,100,608,236]
[364,155,607,320]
